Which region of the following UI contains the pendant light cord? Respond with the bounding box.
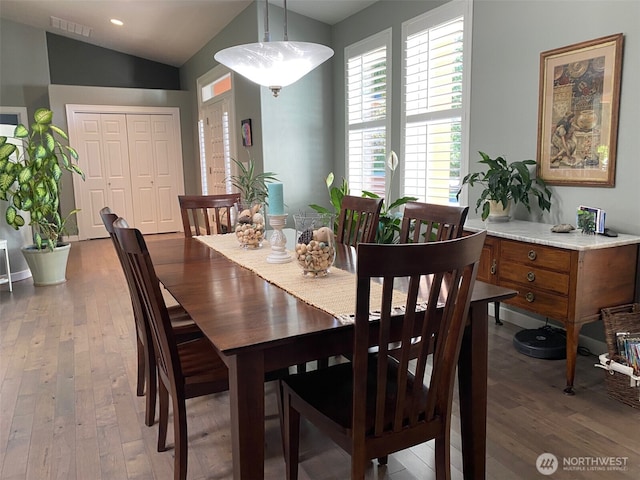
[263,0,270,42]
[263,0,289,42]
[283,0,288,41]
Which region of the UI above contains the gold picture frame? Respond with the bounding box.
[536,34,623,187]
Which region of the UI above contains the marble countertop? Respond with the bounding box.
[464,219,640,251]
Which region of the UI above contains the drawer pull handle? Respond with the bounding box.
[528,250,537,261]
[525,292,535,302]
[527,271,536,282]
[490,259,497,275]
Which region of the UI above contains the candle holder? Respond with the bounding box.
[266,214,292,264]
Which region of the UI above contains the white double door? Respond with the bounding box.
[69,107,184,239]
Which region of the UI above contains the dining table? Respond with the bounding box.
[147,232,516,479]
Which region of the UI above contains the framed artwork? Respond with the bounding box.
[241,118,252,147]
[536,33,623,187]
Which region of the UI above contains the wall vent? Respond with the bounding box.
[50,16,92,38]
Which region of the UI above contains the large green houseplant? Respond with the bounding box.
[0,108,84,285]
[457,151,552,221]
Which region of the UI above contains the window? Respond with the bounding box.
[345,30,391,196]
[402,1,471,204]
[197,67,236,195]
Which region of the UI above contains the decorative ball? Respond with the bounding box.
[297,228,314,244]
[313,226,332,243]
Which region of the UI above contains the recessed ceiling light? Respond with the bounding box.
[110,19,124,26]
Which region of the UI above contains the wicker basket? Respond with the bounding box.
[600,304,640,409]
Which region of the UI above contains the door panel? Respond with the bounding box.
[74,113,134,239]
[201,98,233,195]
[69,107,184,239]
[150,116,181,229]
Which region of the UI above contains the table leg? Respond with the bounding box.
[458,303,488,480]
[229,351,265,479]
[563,323,582,395]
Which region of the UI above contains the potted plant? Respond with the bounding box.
[310,152,417,243]
[228,156,279,206]
[0,108,84,285]
[456,151,552,221]
[227,155,279,248]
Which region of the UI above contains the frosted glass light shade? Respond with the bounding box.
[214,41,334,96]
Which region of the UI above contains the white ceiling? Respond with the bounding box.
[0,0,377,67]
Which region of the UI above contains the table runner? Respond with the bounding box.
[195,234,415,324]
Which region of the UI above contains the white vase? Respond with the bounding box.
[487,200,511,222]
[21,243,71,286]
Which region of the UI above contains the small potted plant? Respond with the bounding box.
[456,151,552,221]
[228,155,279,248]
[0,108,85,285]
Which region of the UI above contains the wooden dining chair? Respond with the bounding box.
[399,201,469,243]
[100,207,202,428]
[178,193,241,237]
[113,217,230,480]
[337,195,383,246]
[280,231,486,480]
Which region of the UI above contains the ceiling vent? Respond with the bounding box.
[50,16,92,38]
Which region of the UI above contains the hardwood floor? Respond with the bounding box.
[1,235,639,479]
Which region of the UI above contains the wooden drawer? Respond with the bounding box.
[498,263,570,295]
[500,280,569,321]
[499,239,572,272]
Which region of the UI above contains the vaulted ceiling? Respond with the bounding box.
[0,0,377,66]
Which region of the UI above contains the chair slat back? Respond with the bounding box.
[100,207,149,340]
[113,218,182,388]
[337,195,383,246]
[353,231,485,442]
[399,201,469,244]
[178,194,241,237]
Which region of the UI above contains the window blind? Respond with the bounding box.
[346,30,391,197]
[402,2,469,205]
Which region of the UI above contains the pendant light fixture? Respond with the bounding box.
[214,0,334,97]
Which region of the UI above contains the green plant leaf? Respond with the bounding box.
[14,124,28,138]
[52,163,62,182]
[34,144,47,159]
[5,205,16,225]
[0,172,14,191]
[49,124,69,140]
[34,108,53,125]
[0,142,16,160]
[44,133,55,153]
[18,166,32,184]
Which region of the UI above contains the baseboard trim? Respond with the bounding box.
[489,304,606,356]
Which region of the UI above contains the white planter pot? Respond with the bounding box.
[21,243,71,286]
[488,200,511,222]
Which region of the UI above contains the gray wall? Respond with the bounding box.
[470,0,640,234]
[180,2,335,223]
[469,0,640,341]
[258,5,334,219]
[0,18,50,115]
[47,33,180,89]
[180,2,263,195]
[0,18,195,236]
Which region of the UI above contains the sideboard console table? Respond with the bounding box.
[464,219,640,394]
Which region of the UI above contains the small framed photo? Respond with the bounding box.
[536,34,623,187]
[241,118,252,147]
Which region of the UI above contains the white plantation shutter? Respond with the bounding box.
[402,2,471,205]
[346,30,391,196]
